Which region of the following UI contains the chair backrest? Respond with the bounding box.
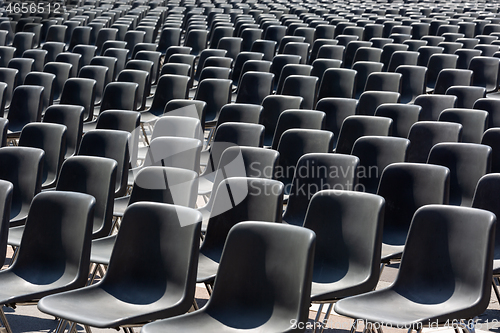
[317,68,357,100]
[130,167,199,209]
[0,180,13,265]
[12,191,95,291]
[352,136,410,194]
[0,147,44,225]
[56,156,117,239]
[438,108,489,144]
[395,65,427,104]
[378,163,450,248]
[271,109,325,150]
[100,82,138,113]
[260,94,303,146]
[142,137,202,172]
[414,94,458,121]
[276,129,334,192]
[315,97,356,149]
[148,74,190,117]
[96,202,201,316]
[281,75,318,110]
[445,85,486,109]
[428,142,491,207]
[43,61,73,101]
[60,78,96,121]
[0,118,7,147]
[305,190,384,300]
[392,205,495,316]
[375,103,421,139]
[356,91,400,116]
[236,71,274,105]
[283,153,360,226]
[78,129,130,198]
[19,123,66,189]
[43,105,84,159]
[194,78,232,123]
[205,221,315,330]
[406,121,462,163]
[336,115,393,154]
[7,85,44,134]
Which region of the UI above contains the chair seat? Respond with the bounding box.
[9,206,30,227]
[7,225,24,247]
[198,173,215,195]
[311,277,376,303]
[82,120,97,133]
[113,196,130,217]
[141,310,296,333]
[140,110,159,124]
[90,235,116,265]
[335,288,475,326]
[38,278,191,328]
[381,243,405,263]
[196,253,220,283]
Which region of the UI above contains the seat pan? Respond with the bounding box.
[311,274,376,302]
[381,243,405,263]
[335,288,480,326]
[7,225,24,247]
[38,283,189,328]
[196,252,220,283]
[140,110,159,123]
[90,235,116,265]
[141,308,298,333]
[0,269,80,305]
[113,195,130,217]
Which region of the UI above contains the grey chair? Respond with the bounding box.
[142,221,315,333]
[438,108,489,144]
[0,191,95,333]
[335,116,393,154]
[38,202,202,333]
[307,190,385,329]
[406,121,462,163]
[282,153,360,227]
[335,204,496,333]
[428,142,491,207]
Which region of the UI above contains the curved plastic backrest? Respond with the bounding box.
[304,190,385,297]
[100,82,138,112]
[149,74,190,116]
[56,156,117,239]
[428,142,491,207]
[438,108,489,144]
[271,109,325,150]
[14,191,95,289]
[208,221,315,329]
[283,153,360,226]
[144,137,202,172]
[414,94,457,121]
[395,205,495,314]
[43,105,84,158]
[7,85,44,130]
[336,115,393,155]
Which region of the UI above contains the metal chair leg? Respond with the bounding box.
[350,320,358,333]
[319,303,334,333]
[312,304,324,333]
[68,321,78,333]
[0,307,12,333]
[204,282,213,295]
[84,324,92,333]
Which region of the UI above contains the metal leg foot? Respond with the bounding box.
[0,307,12,333]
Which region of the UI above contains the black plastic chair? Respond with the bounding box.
[428,142,491,207]
[364,72,402,94]
[0,147,44,227]
[12,32,34,58]
[142,221,315,333]
[281,75,318,110]
[438,108,489,144]
[6,85,44,139]
[395,65,427,104]
[43,61,72,101]
[283,153,360,227]
[23,72,55,113]
[59,78,96,122]
[43,104,84,159]
[352,47,383,65]
[275,64,312,95]
[0,47,15,68]
[22,49,47,72]
[316,45,345,62]
[426,54,459,91]
[42,41,65,63]
[317,68,357,100]
[446,85,486,109]
[380,43,408,71]
[471,173,500,303]
[433,69,473,94]
[481,129,500,173]
[335,115,393,154]
[414,94,458,121]
[306,189,385,327]
[455,49,482,70]
[374,103,421,139]
[19,123,66,190]
[271,109,325,150]
[38,201,201,332]
[235,71,274,105]
[116,69,150,111]
[352,61,384,99]
[89,56,117,85]
[0,68,18,109]
[474,98,500,128]
[352,136,410,194]
[195,78,232,127]
[378,162,450,264]
[0,191,95,333]
[406,121,462,163]
[260,94,303,147]
[469,56,500,93]
[100,82,138,113]
[335,204,495,333]
[417,46,444,67]
[197,177,284,285]
[7,58,33,87]
[55,52,82,78]
[356,91,400,116]
[276,129,334,193]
